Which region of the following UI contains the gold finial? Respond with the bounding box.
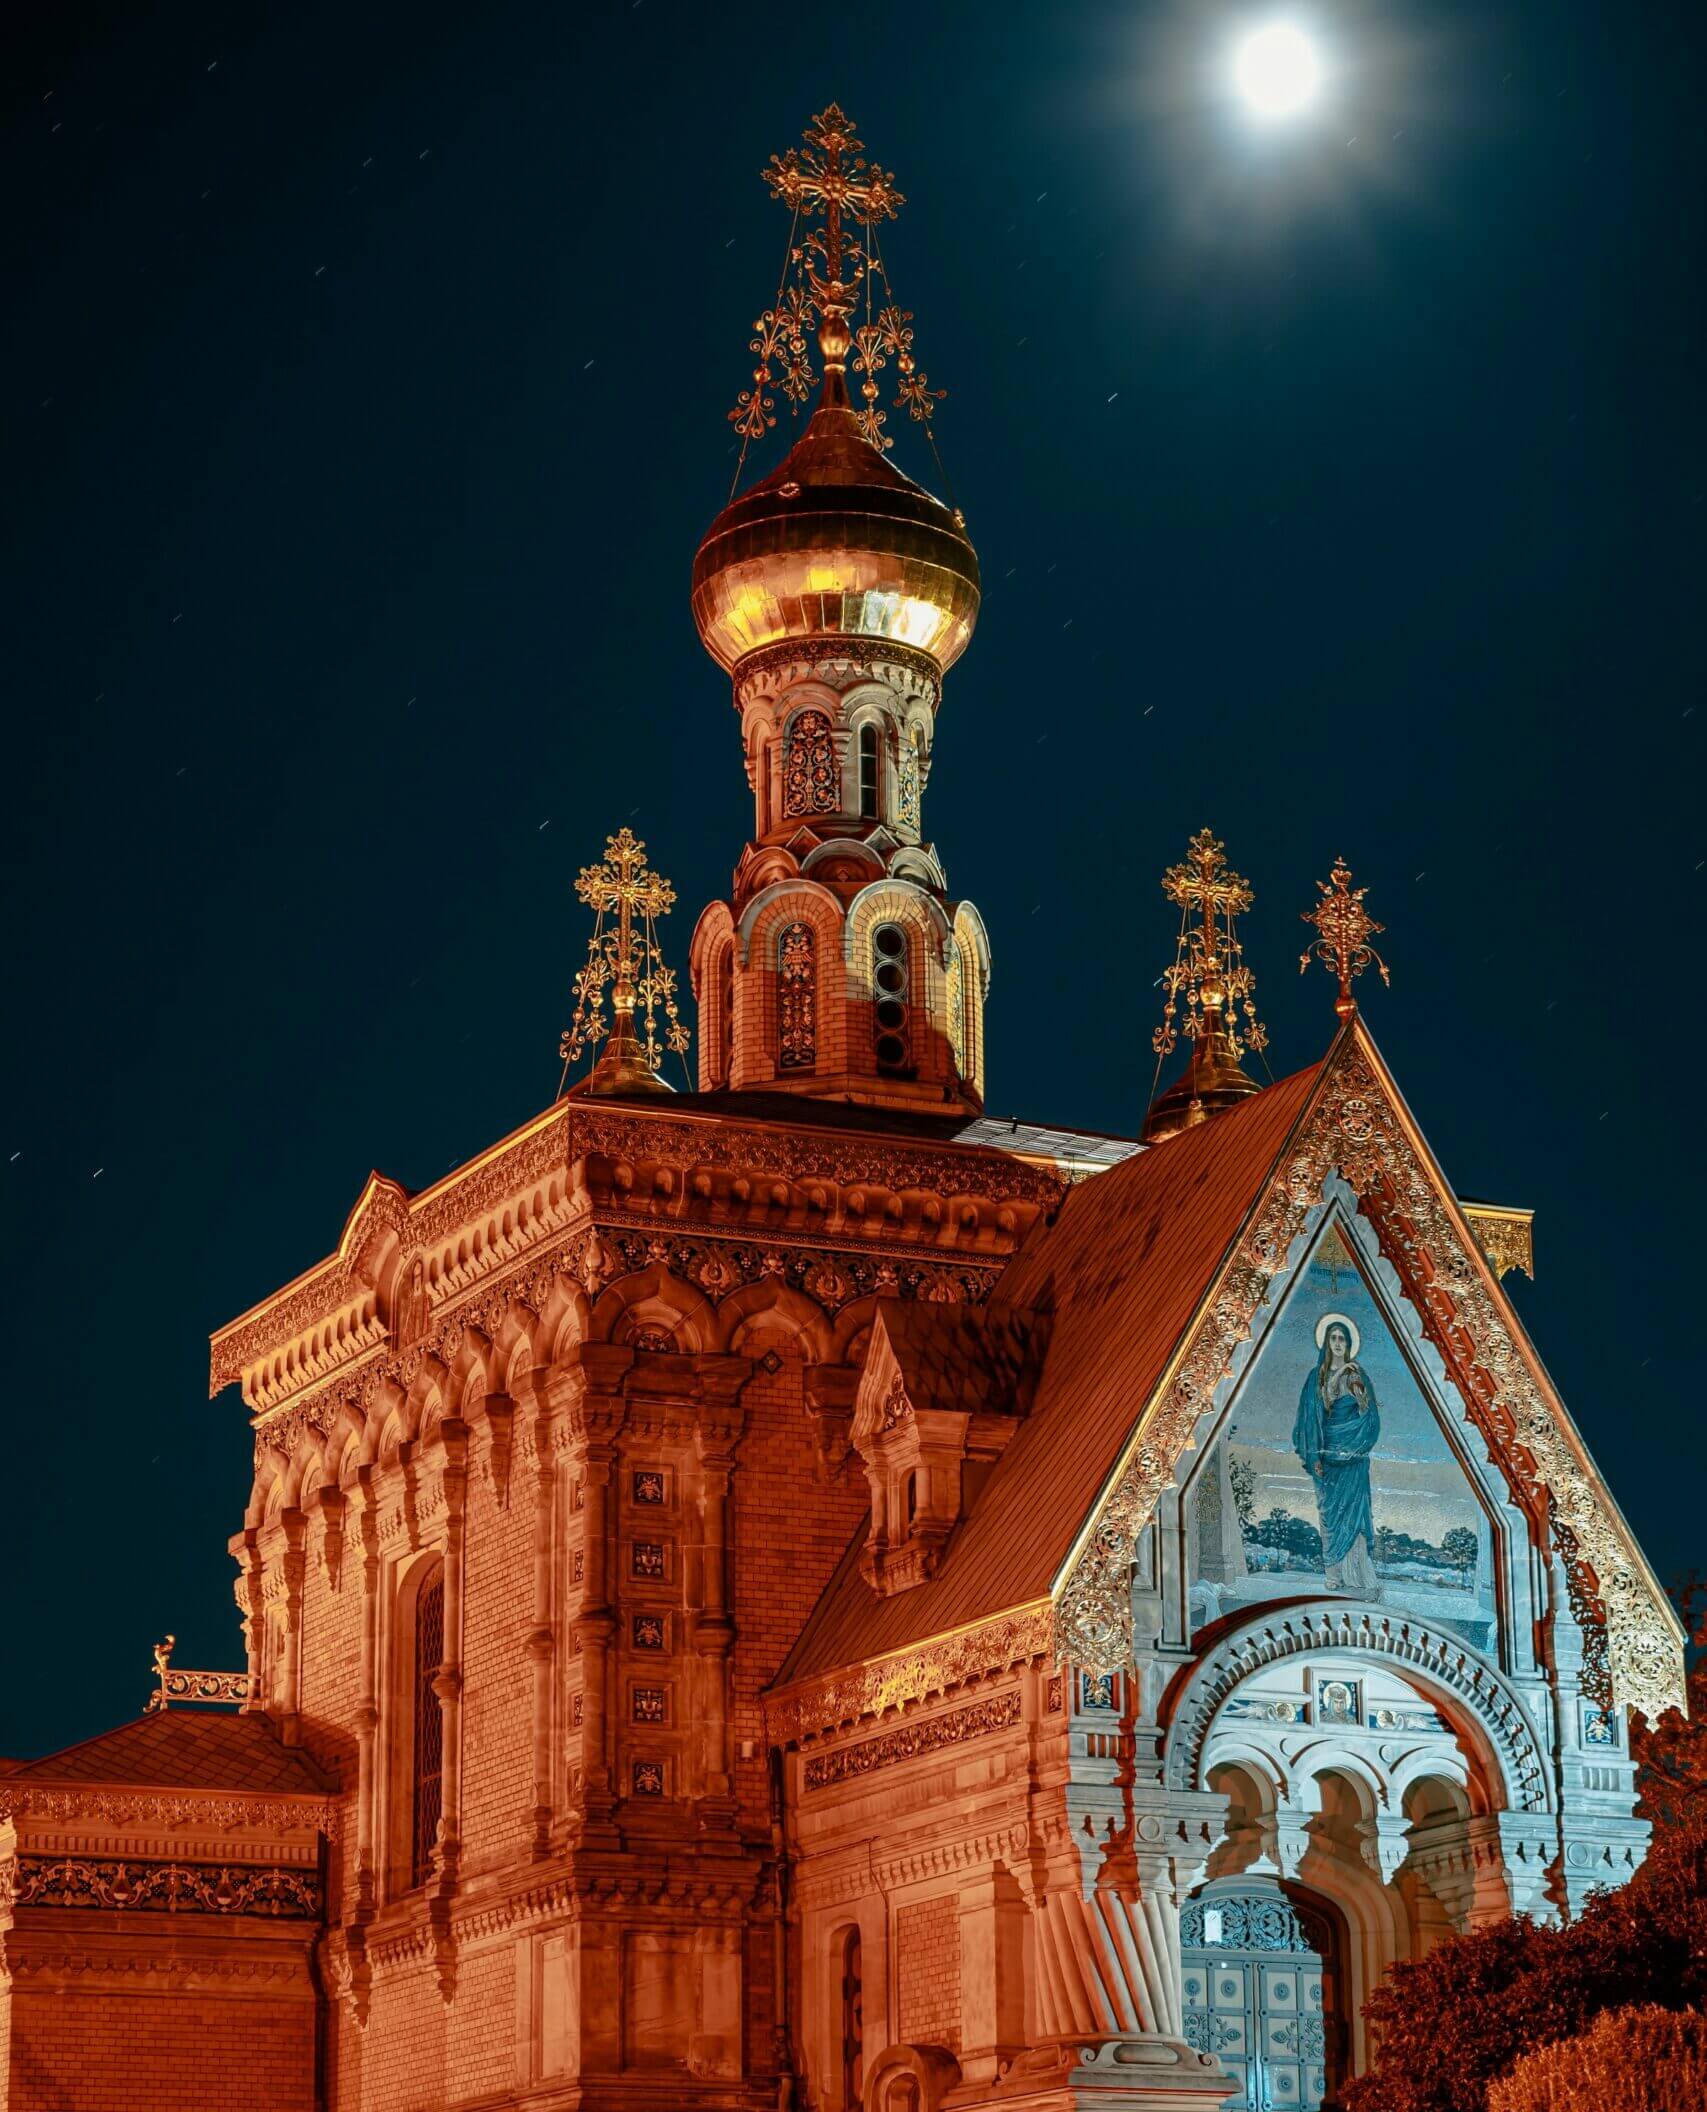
[1300,856,1390,1017]
[1144,827,1268,1143]
[729,106,944,461]
[1153,827,1268,1064]
[559,828,690,1097]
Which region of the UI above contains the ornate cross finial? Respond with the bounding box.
[1153,827,1268,1063]
[560,827,690,1097]
[729,105,944,458]
[1300,856,1390,1017]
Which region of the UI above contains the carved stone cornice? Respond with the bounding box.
[733,638,943,709]
[803,1690,1023,1790]
[767,1602,1053,1744]
[0,1785,337,1839]
[1050,1021,1684,1721]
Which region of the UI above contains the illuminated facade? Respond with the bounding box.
[0,107,1682,2112]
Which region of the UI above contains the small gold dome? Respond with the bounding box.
[691,392,980,675]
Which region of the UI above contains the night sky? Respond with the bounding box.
[4,0,1702,1762]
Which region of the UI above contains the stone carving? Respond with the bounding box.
[769,1601,1053,1743]
[0,1785,337,1837]
[1162,1603,1553,1815]
[802,1690,1021,1789]
[1051,1028,1683,1721]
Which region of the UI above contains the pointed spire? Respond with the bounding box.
[1300,856,1390,1017]
[1144,827,1269,1143]
[559,828,690,1097]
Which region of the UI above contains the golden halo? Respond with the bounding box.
[1315,1311,1360,1357]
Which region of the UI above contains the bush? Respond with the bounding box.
[1343,1822,1707,2112]
[1487,2003,1707,2112]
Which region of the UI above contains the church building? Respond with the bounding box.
[0,107,1683,2112]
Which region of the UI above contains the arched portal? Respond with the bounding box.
[1181,1877,1347,2112]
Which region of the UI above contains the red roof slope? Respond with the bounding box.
[778,1062,1322,1688]
[8,1708,335,1796]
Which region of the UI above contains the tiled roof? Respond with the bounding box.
[10,1709,336,1796]
[777,1063,1323,1689]
[873,1299,1045,1421]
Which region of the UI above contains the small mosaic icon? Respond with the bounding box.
[631,1759,665,1797]
[632,1469,666,1506]
[632,1541,666,1580]
[632,1614,666,1651]
[1081,1670,1116,1711]
[632,1686,667,1725]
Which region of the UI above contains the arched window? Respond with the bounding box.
[871,922,910,1073]
[411,1562,445,1888]
[716,940,734,1087]
[784,711,838,817]
[857,723,881,820]
[778,922,817,1072]
[838,1925,864,2112]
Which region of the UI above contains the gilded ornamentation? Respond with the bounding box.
[767,1600,1053,1743]
[12,1856,322,1919]
[1464,1204,1536,1282]
[1300,857,1390,1014]
[802,1689,1021,1789]
[782,712,838,817]
[0,1784,336,1836]
[1051,1026,1683,1720]
[1152,827,1267,1064]
[778,921,817,1071]
[146,1636,255,1712]
[560,826,691,1093]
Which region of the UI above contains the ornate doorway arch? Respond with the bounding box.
[1182,1879,1347,2112]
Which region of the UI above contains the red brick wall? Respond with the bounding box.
[897,1895,961,2052]
[5,1939,315,2112]
[731,1328,869,1829]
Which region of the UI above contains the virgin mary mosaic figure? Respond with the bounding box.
[1292,1313,1381,1595]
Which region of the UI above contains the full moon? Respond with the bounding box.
[1232,19,1323,118]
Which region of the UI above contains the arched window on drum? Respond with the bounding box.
[871,922,911,1073]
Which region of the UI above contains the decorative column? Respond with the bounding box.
[547,1344,634,1832]
[279,1506,308,1745]
[691,1355,751,1817]
[521,1369,558,1859]
[229,1527,265,1708]
[354,1464,382,1916]
[434,1418,469,1883]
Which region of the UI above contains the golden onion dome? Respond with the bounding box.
[691,382,981,676]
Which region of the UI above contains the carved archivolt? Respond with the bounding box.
[1051,1024,1683,1722]
[1161,1604,1554,1816]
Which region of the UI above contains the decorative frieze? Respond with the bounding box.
[769,1601,1053,1744]
[11,1856,322,1919]
[803,1690,1021,1790]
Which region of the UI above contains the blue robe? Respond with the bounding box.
[1292,1362,1380,1568]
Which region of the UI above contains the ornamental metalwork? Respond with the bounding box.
[1180,1894,1330,1955]
[778,920,818,1071]
[727,106,945,472]
[1301,856,1390,1015]
[559,826,691,1093]
[1464,1203,1536,1282]
[783,711,839,817]
[12,1856,322,1919]
[145,1635,255,1713]
[1153,827,1268,1064]
[802,1689,1021,1790]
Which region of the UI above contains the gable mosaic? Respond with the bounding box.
[1189,1219,1496,1650]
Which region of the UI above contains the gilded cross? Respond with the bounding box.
[1154,827,1267,1060]
[764,105,903,324]
[1300,856,1390,1015]
[561,827,689,1094]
